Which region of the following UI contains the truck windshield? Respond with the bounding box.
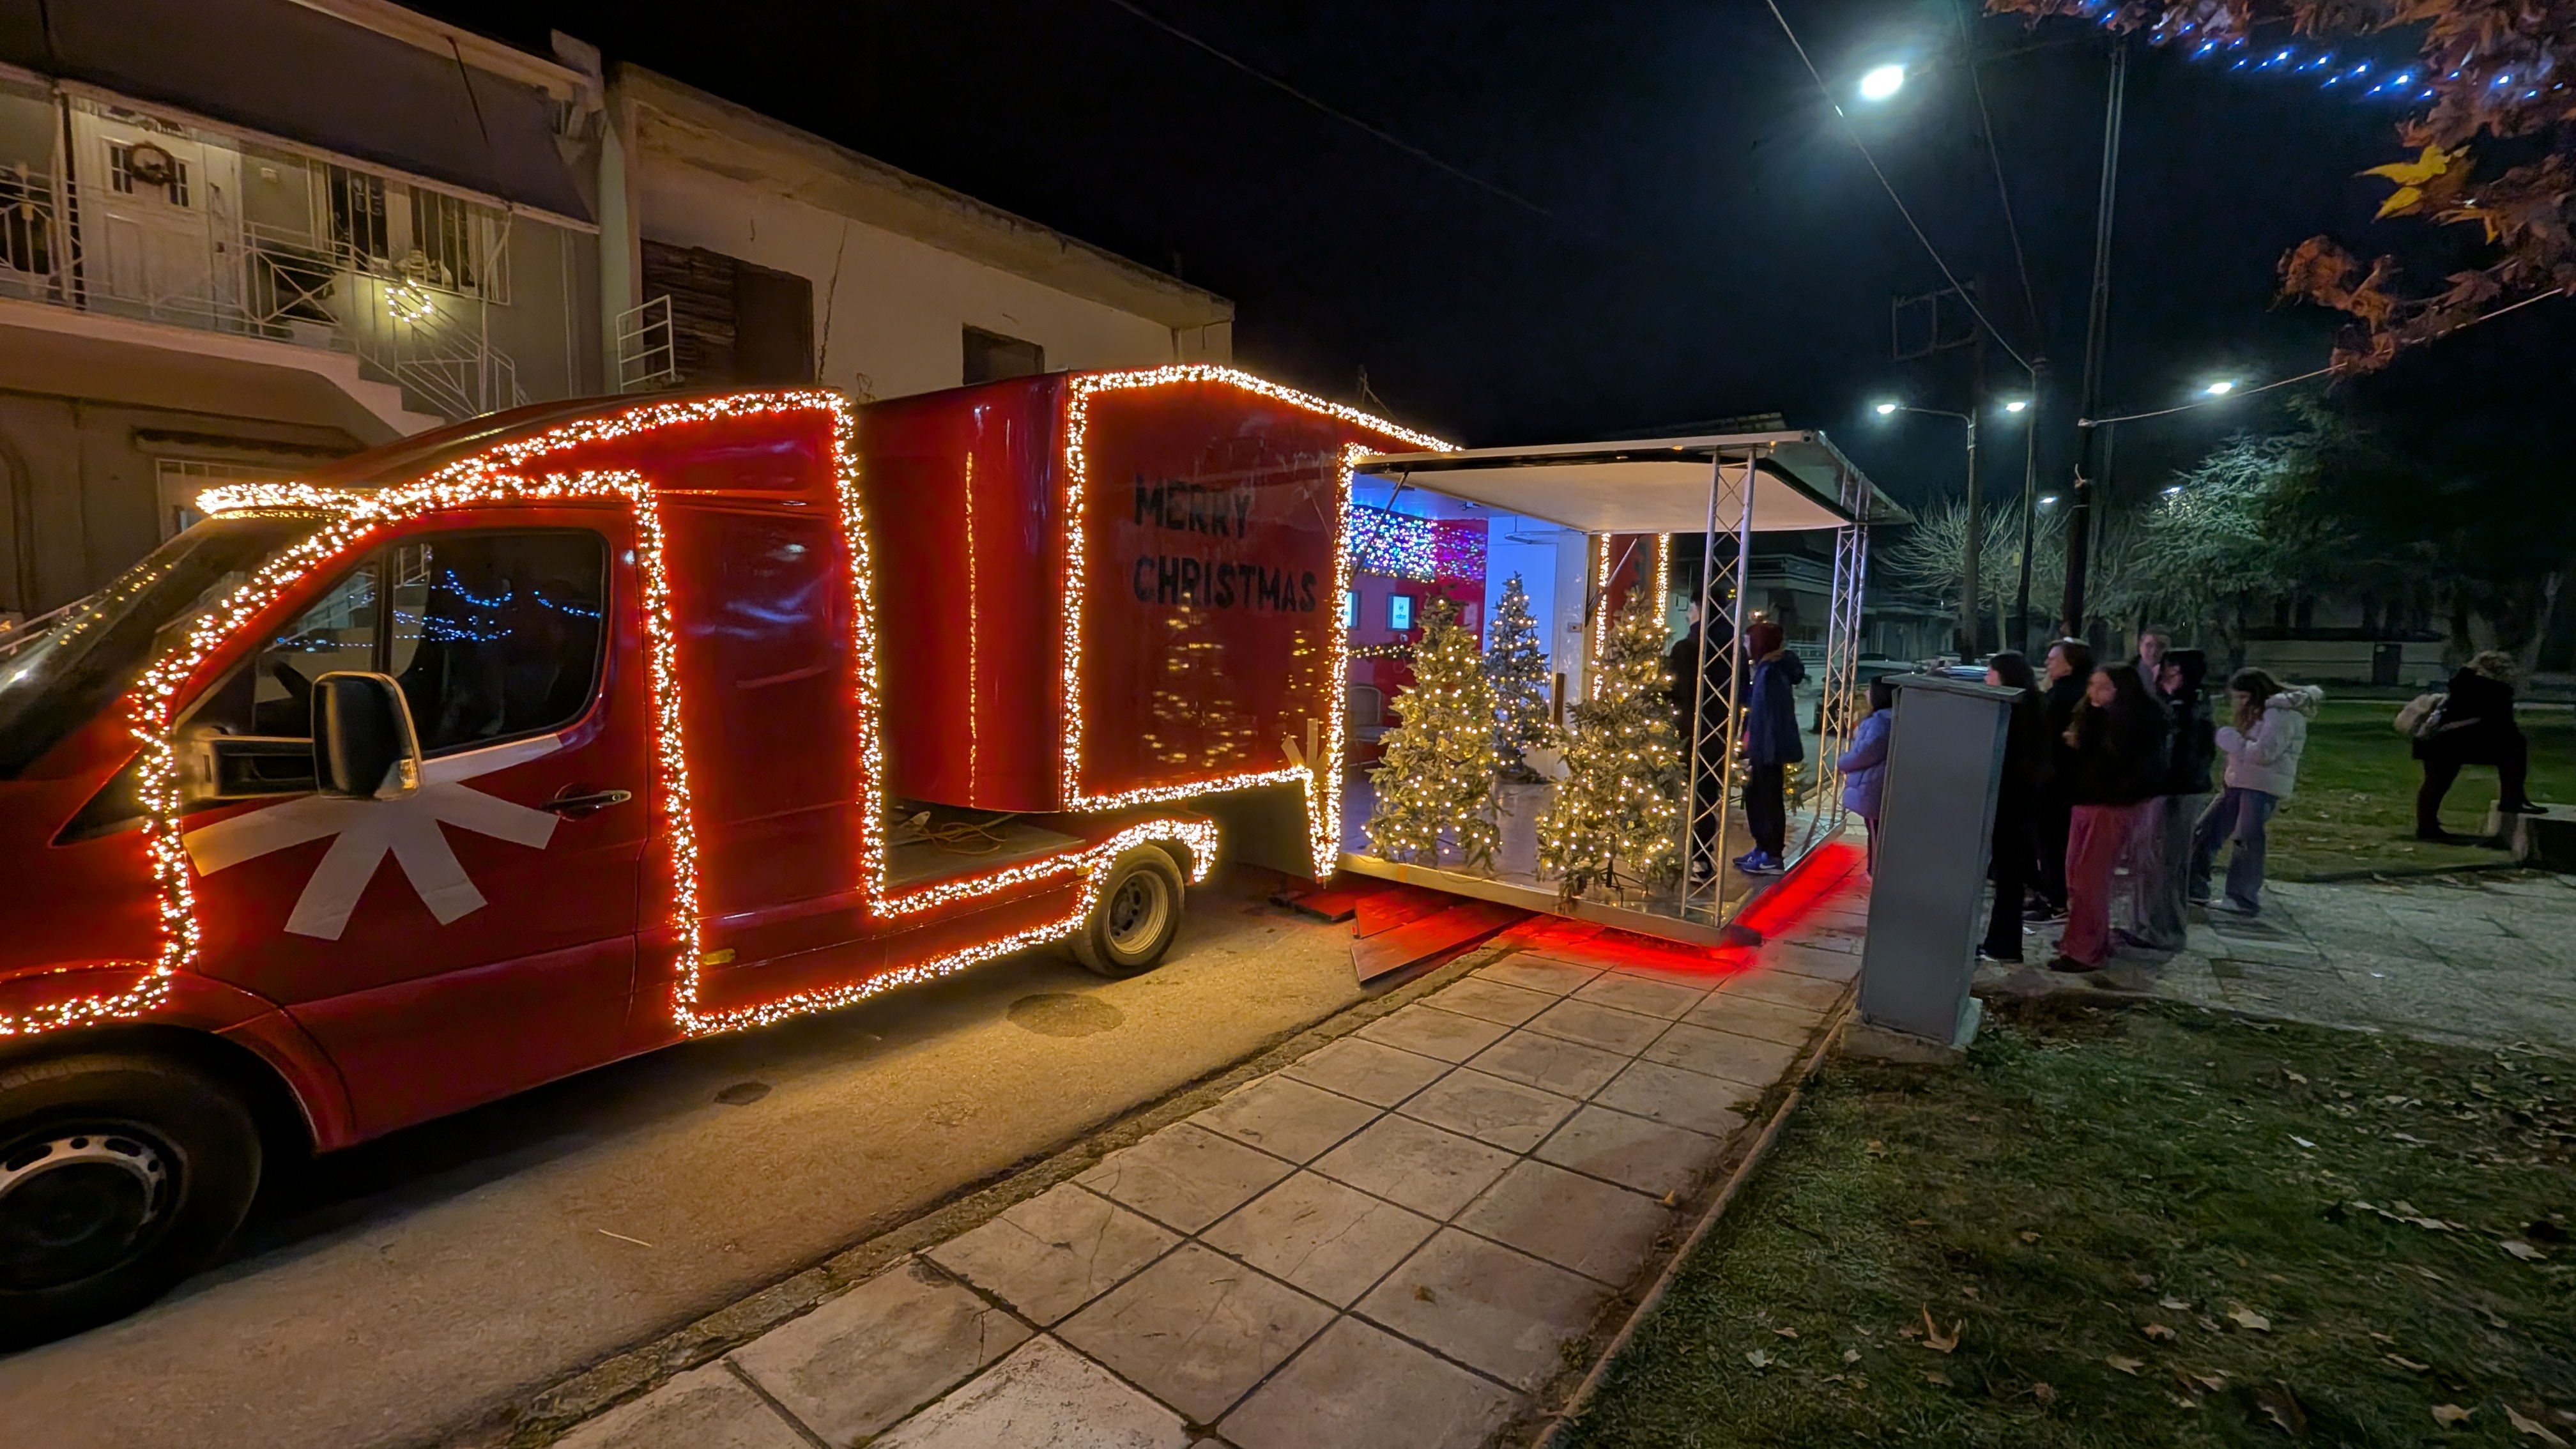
[0,516,323,778]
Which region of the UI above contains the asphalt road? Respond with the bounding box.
[0,877,1361,1449]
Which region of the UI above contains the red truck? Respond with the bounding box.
[0,369,1441,1342]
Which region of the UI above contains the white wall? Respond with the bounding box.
[640,164,1215,400]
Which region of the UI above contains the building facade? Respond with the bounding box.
[0,0,1227,617]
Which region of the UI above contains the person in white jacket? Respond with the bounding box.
[2188,668,2324,915]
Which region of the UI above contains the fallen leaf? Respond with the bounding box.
[2020,1230,2042,1243]
[1922,1370,1951,1386]
[2386,1354,2431,1372]
[1745,1348,1773,1369]
[2142,1322,2178,1341]
[2190,1371,2230,1393]
[2131,1271,2157,1289]
[2033,1381,2058,1405]
[1960,1285,1980,1300]
[2508,1406,2570,1445]
[2160,1296,2192,1311]
[2286,1070,2309,1083]
[1906,1218,1931,1227]
[1843,1348,1862,1363]
[2433,1404,2473,1426]
[2291,1135,2317,1149]
[1774,1326,1800,1338]
[1413,1285,1436,1303]
[2254,1382,2308,1434]
[1919,1307,1961,1353]
[2501,1238,2549,1262]
[2107,1355,2144,1376]
[1864,1140,1887,1156]
[2228,1303,2273,1333]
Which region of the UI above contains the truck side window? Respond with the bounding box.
[245,556,383,737]
[386,532,608,754]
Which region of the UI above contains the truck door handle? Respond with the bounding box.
[542,788,634,818]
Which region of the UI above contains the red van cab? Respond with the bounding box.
[0,372,1441,1343]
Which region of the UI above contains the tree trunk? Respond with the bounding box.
[2519,569,2564,677]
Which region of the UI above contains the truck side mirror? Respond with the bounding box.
[312,671,423,800]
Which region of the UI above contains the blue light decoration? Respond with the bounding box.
[1347,505,1439,581]
[2210,34,2428,102]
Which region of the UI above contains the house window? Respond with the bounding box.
[962,326,1045,385]
[1340,590,1356,629]
[406,187,480,292]
[328,167,391,268]
[107,142,189,206]
[1388,595,1414,631]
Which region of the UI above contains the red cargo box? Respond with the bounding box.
[859,367,1447,868]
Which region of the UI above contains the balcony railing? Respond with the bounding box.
[0,164,525,424]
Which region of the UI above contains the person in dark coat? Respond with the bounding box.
[2124,649,2213,951]
[1979,651,2050,962]
[2030,638,2094,917]
[1668,599,1735,881]
[2050,662,2167,972]
[1735,618,1805,875]
[2416,650,2540,841]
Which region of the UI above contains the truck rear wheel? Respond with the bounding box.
[1070,847,1185,978]
[0,1052,261,1348]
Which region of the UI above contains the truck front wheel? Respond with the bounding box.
[0,1052,261,1348]
[1070,847,1186,978]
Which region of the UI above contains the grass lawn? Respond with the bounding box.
[2266,701,2574,881]
[1564,1003,2575,1448]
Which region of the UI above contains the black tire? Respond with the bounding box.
[0,1052,261,1348]
[1069,847,1186,978]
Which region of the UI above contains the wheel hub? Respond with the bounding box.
[0,1133,170,1291]
[1105,872,1167,953]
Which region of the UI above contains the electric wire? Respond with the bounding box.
[1761,0,2035,374]
[2078,286,2569,427]
[1094,0,1552,218]
[1952,0,2042,344]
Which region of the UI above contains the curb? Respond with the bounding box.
[1526,982,1855,1448]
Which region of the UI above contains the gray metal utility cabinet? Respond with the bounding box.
[1855,673,2016,1057]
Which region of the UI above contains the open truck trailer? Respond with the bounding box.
[0,370,1441,1342]
[0,369,1890,1342]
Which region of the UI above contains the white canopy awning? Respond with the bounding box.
[1355,431,1906,535]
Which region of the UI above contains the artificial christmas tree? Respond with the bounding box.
[1366,597,1501,870]
[1483,572,1558,778]
[1538,588,1683,898]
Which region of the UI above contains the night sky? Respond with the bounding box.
[422,0,2463,515]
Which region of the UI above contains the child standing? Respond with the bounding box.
[1836,676,1897,868]
[2191,669,2322,916]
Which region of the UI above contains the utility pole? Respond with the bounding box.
[2063,36,2126,641]
[1956,331,1986,658]
[2012,358,2044,650]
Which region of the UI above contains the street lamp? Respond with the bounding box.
[2202,379,2237,395]
[1874,400,2029,657]
[1859,64,1906,102]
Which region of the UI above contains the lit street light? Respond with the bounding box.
[1859,64,1905,102]
[2004,398,2028,413]
[2203,379,2237,395]
[1873,400,1898,415]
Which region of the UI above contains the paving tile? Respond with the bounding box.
[553,1363,806,1449]
[1202,1171,1439,1308]
[877,1335,1191,1449]
[1568,971,1708,1020]
[1077,1123,1294,1234]
[1424,976,1556,1027]
[1464,1029,1629,1098]
[1759,942,1863,983]
[1058,1244,1335,1424]
[1398,1068,1579,1153]
[1355,1003,1515,1064]
[1679,990,1824,1046]
[1192,1075,1383,1164]
[1356,1229,1611,1390]
[1218,1315,1518,1449]
[1457,1159,1671,1284]
[1282,1037,1451,1108]
[1719,968,1849,1012]
[1524,997,1667,1055]
[1593,1059,1761,1136]
[1312,1114,1517,1220]
[1641,1021,1804,1088]
[926,1184,1179,1326]
[730,1258,1032,1445]
[1473,956,1606,996]
[1535,1104,1725,1198]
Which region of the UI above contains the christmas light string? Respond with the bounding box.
[1057,367,1452,877]
[1347,505,1439,580]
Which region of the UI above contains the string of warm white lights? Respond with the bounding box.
[1057,368,1453,878]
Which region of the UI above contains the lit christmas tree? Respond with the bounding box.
[1366,597,1500,870]
[1483,572,1557,779]
[1538,588,1682,898]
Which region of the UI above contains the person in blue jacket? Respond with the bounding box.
[1735,619,1806,875]
[1836,675,1897,869]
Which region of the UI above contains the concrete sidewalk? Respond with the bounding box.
[548,864,1868,1449]
[1985,870,2576,1052]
